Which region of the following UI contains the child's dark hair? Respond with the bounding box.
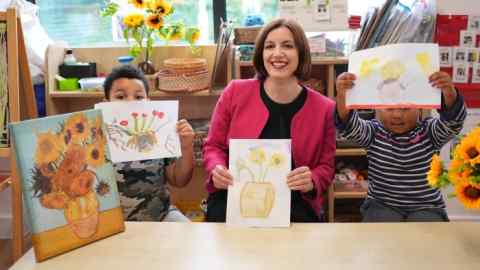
[103,65,150,99]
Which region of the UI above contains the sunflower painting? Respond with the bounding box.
[9,109,125,262]
[428,126,480,210]
[95,100,181,163]
[227,139,292,227]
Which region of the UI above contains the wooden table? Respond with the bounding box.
[10,222,480,270]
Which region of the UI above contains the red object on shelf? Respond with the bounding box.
[349,15,362,29]
[435,15,469,46]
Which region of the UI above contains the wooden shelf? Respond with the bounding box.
[50,91,104,98]
[335,148,366,156]
[0,177,11,192]
[0,147,10,158]
[50,89,223,99]
[333,182,367,199]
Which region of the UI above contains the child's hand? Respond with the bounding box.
[286,166,314,193]
[212,165,233,189]
[335,72,357,122]
[336,72,356,99]
[176,119,194,150]
[429,71,457,108]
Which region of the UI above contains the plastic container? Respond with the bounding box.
[78,77,106,90]
[63,49,77,65]
[117,56,134,65]
[57,78,79,91]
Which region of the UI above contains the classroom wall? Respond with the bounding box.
[437,0,480,15]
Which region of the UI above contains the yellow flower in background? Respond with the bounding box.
[129,0,148,9]
[64,113,90,144]
[35,130,64,165]
[86,143,106,167]
[416,52,433,76]
[269,153,285,168]
[427,154,443,187]
[185,27,200,44]
[457,136,480,165]
[455,181,480,209]
[249,148,266,165]
[359,58,379,78]
[123,13,144,28]
[149,0,172,16]
[146,14,164,29]
[380,60,406,81]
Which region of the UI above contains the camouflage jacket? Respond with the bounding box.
[114,158,174,221]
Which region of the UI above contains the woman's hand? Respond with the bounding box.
[286,166,314,193]
[212,165,233,189]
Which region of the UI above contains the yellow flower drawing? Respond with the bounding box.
[249,147,266,165]
[416,52,434,76]
[269,152,285,168]
[359,58,380,78]
[380,60,406,81]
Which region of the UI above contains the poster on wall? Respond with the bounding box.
[278,0,349,31]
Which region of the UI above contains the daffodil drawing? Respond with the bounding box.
[236,147,287,218]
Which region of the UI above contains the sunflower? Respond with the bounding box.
[96,181,111,196]
[66,170,96,198]
[448,158,465,184]
[249,147,266,165]
[90,116,106,144]
[51,144,87,192]
[149,0,172,16]
[64,113,90,144]
[123,13,144,28]
[457,136,480,166]
[35,130,64,165]
[146,14,164,30]
[455,181,480,209]
[185,27,200,44]
[86,143,106,167]
[427,154,443,187]
[129,0,147,9]
[269,153,285,168]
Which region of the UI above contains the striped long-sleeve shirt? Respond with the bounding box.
[336,95,467,210]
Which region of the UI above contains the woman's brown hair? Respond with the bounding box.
[253,18,311,81]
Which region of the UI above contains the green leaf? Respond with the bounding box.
[129,45,142,58]
[101,2,119,17]
[123,28,130,44]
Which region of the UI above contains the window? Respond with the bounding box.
[37,0,214,47]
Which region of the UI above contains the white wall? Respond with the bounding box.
[437,0,480,15]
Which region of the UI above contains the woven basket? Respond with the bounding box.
[234,26,262,45]
[157,69,210,92]
[163,58,207,74]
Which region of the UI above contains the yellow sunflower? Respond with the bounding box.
[249,148,266,165]
[448,158,465,184]
[129,0,148,9]
[123,13,144,28]
[185,27,200,44]
[146,14,164,29]
[427,154,443,187]
[86,143,106,167]
[457,136,480,166]
[64,113,90,144]
[455,181,480,209]
[35,130,64,165]
[90,116,106,144]
[269,153,285,168]
[149,0,172,16]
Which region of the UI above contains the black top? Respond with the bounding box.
[259,83,307,139]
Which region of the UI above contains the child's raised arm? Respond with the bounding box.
[335,72,356,123]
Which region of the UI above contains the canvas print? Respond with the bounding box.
[9,110,125,262]
[347,43,440,109]
[439,47,452,67]
[95,101,181,163]
[453,62,469,83]
[227,139,291,227]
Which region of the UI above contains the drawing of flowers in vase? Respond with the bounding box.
[236,147,286,218]
[107,110,173,154]
[31,112,111,239]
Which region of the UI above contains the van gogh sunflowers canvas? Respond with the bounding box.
[9,109,125,262]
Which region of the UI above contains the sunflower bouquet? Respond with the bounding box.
[428,127,480,209]
[102,0,201,72]
[32,112,111,237]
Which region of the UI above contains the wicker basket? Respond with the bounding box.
[157,69,210,92]
[164,58,207,74]
[234,26,262,45]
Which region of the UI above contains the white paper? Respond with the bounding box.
[347,43,441,109]
[460,30,476,48]
[467,48,478,63]
[278,0,348,32]
[472,63,480,83]
[452,62,470,83]
[227,139,291,227]
[95,101,181,163]
[439,47,452,67]
[468,15,480,30]
[454,47,468,63]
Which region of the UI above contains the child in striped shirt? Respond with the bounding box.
[335,71,466,222]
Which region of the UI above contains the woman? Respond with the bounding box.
[203,18,336,222]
